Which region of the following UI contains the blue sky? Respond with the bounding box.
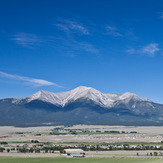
[1,0,163,103]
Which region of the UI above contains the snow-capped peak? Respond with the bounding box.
[14,86,152,108]
[119,92,139,100]
[119,92,150,102]
[61,86,114,107]
[26,90,49,101]
[72,86,92,91]
[25,90,63,106]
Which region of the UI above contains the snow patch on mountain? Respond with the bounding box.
[12,86,152,108]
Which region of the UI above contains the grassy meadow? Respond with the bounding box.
[0,157,163,163]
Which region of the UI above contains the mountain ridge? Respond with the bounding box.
[0,86,163,127]
[11,86,152,108]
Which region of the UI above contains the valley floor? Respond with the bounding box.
[1,125,163,143]
[0,157,163,163]
[0,150,163,158]
[1,125,163,162]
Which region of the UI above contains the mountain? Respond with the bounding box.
[0,86,163,126]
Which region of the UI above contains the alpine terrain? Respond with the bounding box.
[0,86,163,126]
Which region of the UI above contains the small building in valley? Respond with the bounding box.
[63,149,85,157]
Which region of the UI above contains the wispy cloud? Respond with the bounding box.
[125,29,139,41]
[78,42,99,54]
[142,43,160,56]
[106,25,122,37]
[11,32,43,47]
[127,43,160,57]
[55,19,89,35]
[0,71,61,87]
[56,37,99,56]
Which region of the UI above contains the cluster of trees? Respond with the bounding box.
[31,140,39,143]
[0,142,8,145]
[137,152,163,156]
[104,131,137,134]
[1,142,163,154]
[0,147,5,152]
[16,146,64,153]
[17,148,40,153]
[146,152,159,156]
[121,144,163,150]
[49,128,138,135]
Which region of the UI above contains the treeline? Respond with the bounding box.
[1,142,163,154]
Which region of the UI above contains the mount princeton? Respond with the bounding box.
[0,86,163,126]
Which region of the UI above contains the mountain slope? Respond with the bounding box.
[0,86,163,126]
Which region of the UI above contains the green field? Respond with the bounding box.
[0,157,163,163]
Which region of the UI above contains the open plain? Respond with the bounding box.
[1,125,163,163]
[0,125,163,143]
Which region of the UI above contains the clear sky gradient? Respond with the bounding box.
[1,0,163,103]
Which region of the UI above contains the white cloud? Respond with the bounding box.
[141,43,160,56]
[11,32,43,47]
[55,19,89,35]
[0,71,61,87]
[127,43,160,57]
[106,25,122,37]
